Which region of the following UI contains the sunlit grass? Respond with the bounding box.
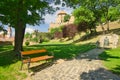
[99,47,120,75]
[0,46,27,80]
[24,43,96,59]
[0,43,95,80]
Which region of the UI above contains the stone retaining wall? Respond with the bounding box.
[97,34,119,48]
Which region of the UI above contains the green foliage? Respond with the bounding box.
[73,6,95,25]
[108,7,120,21]
[65,0,120,32]
[25,41,30,46]
[0,0,55,51]
[50,27,63,34]
[64,14,71,22]
[25,32,31,39]
[0,0,52,26]
[31,37,39,42]
[0,46,27,80]
[42,38,49,42]
[24,43,95,59]
[39,32,53,41]
[99,48,120,75]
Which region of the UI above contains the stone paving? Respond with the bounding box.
[32,48,120,80]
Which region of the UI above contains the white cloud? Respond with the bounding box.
[25,27,34,34]
[44,7,73,24]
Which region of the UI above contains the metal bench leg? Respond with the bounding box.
[27,62,30,72]
[20,62,23,70]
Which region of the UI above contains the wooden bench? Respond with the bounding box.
[20,49,54,71]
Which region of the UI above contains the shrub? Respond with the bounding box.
[31,37,39,42]
[43,38,49,42]
[25,41,30,46]
[62,24,78,38]
[50,26,64,39]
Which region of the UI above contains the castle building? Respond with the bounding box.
[0,26,13,41]
[7,27,12,38]
[48,10,75,32]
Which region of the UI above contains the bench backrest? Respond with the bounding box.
[21,49,47,56]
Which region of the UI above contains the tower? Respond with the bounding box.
[56,10,67,24]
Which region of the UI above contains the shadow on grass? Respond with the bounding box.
[111,65,120,76]
[80,68,120,80]
[0,45,13,52]
[0,50,19,66]
[99,51,120,61]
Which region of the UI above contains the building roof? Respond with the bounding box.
[57,10,67,15]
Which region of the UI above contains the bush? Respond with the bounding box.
[62,24,78,38]
[25,41,30,46]
[43,38,49,42]
[31,37,39,42]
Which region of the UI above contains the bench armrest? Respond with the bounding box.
[21,56,30,59]
[21,56,30,61]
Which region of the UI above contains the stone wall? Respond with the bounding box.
[97,34,119,48]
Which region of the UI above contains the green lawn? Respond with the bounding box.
[0,43,95,80]
[0,47,27,80]
[99,48,120,76]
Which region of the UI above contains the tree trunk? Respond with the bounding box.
[14,22,25,52]
[94,27,97,34]
[99,20,105,34]
[14,0,25,52]
[106,20,109,31]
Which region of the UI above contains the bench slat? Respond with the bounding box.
[21,49,47,55]
[23,55,54,63]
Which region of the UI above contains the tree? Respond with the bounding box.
[25,32,31,39]
[73,6,95,34]
[33,29,39,37]
[63,0,120,32]
[62,24,78,39]
[50,27,63,39]
[98,0,120,31]
[108,7,120,21]
[0,0,54,52]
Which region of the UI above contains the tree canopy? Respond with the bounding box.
[64,0,120,32]
[0,0,54,52]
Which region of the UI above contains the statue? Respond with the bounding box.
[104,36,109,47]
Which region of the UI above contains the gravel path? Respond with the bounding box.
[32,48,120,80]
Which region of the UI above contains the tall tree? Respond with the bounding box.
[0,0,54,52]
[63,0,120,32]
[73,6,95,34]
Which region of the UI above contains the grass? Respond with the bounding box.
[99,47,120,76]
[0,43,95,80]
[24,43,96,59]
[0,46,27,80]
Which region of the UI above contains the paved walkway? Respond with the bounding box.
[32,48,120,80]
